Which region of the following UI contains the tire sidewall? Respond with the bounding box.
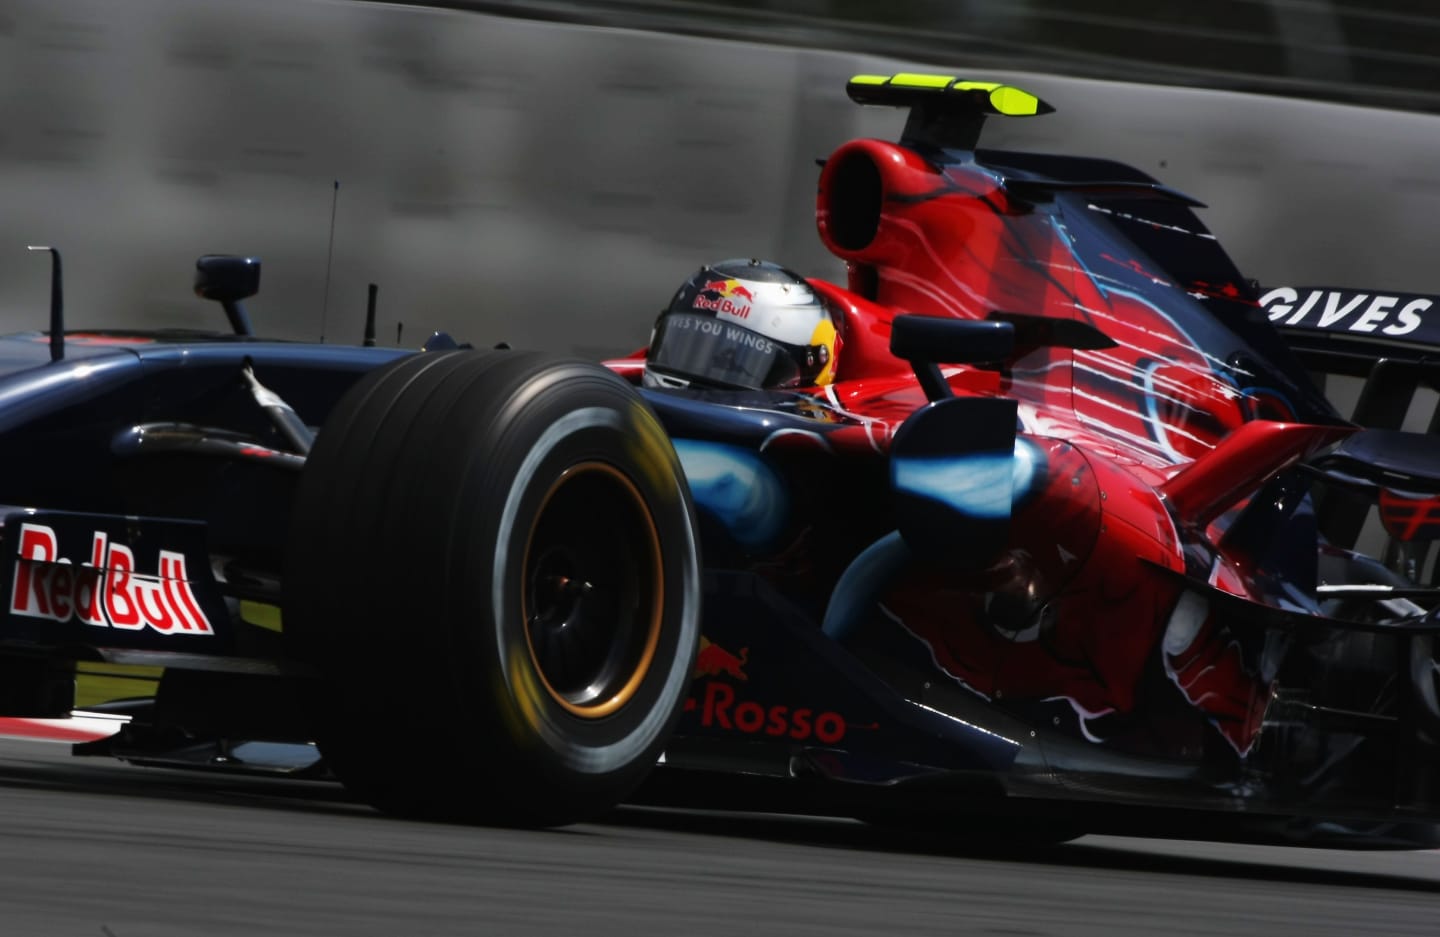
[457,366,700,779]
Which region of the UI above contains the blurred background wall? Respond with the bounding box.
[1,0,1438,356]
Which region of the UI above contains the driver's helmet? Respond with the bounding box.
[642,259,841,390]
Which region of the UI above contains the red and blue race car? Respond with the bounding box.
[6,73,1440,845]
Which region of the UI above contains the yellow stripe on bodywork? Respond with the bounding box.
[75,662,162,708]
[240,600,283,633]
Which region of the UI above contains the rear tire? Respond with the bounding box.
[286,350,701,826]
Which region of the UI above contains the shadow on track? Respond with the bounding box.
[0,739,364,819]
[3,737,1436,896]
[602,805,1440,895]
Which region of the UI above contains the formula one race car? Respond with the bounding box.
[7,73,1440,844]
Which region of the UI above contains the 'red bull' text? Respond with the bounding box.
[9,523,214,635]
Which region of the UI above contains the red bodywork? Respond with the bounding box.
[613,125,1354,757]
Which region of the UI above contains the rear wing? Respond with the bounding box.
[1264,286,1440,573]
[1261,286,1440,427]
[1261,286,1440,379]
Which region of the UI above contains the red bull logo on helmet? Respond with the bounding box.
[693,279,752,320]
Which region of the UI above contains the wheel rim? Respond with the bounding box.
[521,461,664,719]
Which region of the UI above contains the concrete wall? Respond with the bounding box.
[1,0,1438,357]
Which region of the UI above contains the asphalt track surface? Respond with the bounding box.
[1,739,1438,936]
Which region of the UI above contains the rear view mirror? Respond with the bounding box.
[194,255,260,336]
[195,255,260,302]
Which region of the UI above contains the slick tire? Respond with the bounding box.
[286,350,701,826]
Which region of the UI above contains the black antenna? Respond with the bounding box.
[319,179,339,342]
[27,246,63,362]
[396,321,403,347]
[363,283,378,347]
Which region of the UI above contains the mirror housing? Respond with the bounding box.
[195,255,260,301]
[194,255,259,336]
[890,315,1014,401]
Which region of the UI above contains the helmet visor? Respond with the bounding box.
[649,312,802,389]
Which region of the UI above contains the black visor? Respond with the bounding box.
[649,313,805,389]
